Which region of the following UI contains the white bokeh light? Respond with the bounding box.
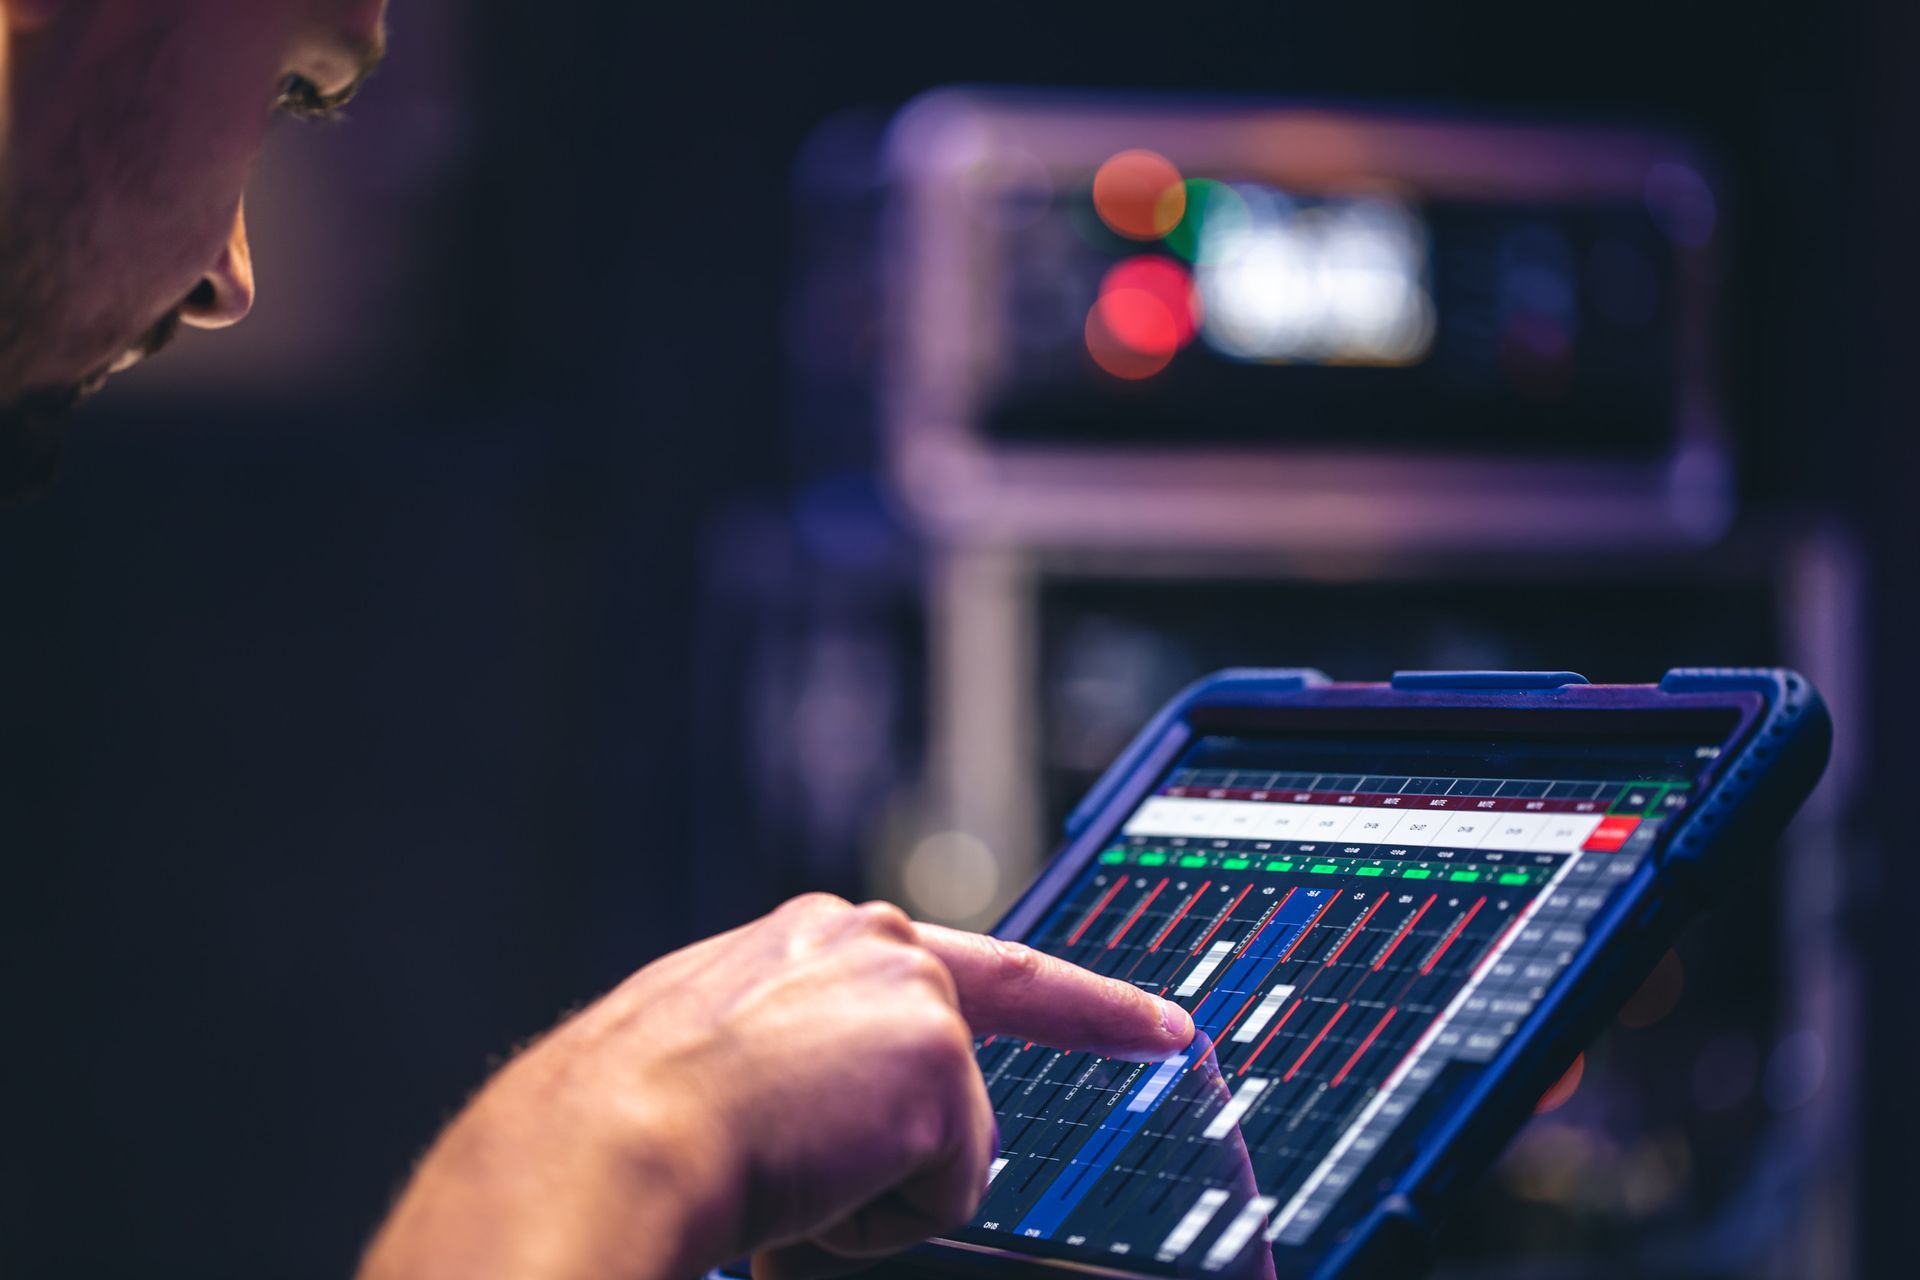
[901,830,1001,922]
[1195,192,1435,365]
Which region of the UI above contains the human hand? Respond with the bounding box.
[358,893,1194,1280]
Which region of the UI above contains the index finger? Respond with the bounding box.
[913,923,1194,1060]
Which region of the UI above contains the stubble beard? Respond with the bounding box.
[0,185,82,504]
[0,183,182,505]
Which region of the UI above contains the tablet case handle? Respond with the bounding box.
[1652,667,1831,879]
[1390,670,1590,691]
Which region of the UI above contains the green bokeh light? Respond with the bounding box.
[1161,178,1252,261]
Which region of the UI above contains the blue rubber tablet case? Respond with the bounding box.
[919,668,1829,1280]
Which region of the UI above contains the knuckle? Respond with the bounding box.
[863,935,953,994]
[881,1014,977,1157]
[776,891,852,922]
[911,1007,975,1072]
[849,938,957,1011]
[853,898,915,940]
[819,1211,899,1259]
[941,1179,986,1230]
[898,1108,949,1164]
[899,943,952,989]
[986,935,1044,988]
[915,1168,981,1235]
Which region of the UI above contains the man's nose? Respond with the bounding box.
[179,200,255,330]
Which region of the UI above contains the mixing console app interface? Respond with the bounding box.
[954,734,1712,1277]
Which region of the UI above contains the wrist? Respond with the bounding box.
[361,1056,742,1280]
[611,1072,746,1279]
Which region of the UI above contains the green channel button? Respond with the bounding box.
[1178,855,1209,868]
[1449,870,1481,882]
[1221,857,1251,870]
[1310,864,1338,874]
[1403,868,1432,879]
[1357,866,1385,877]
[1099,850,1128,864]
[1138,852,1168,867]
[1497,872,1529,885]
[1265,860,1295,873]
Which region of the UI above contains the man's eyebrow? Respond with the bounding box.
[281,26,387,119]
[337,26,388,104]
[324,26,388,110]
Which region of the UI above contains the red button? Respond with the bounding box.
[1582,815,1641,852]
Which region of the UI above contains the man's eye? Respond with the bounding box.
[275,73,333,121]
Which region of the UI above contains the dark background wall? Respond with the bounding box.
[3,2,1913,1276]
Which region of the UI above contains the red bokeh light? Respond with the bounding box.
[1100,257,1199,348]
[1085,256,1199,379]
[1085,305,1174,380]
[1096,289,1181,356]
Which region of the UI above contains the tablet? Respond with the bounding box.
[922,669,1828,1280]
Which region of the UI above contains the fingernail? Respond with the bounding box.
[1161,999,1194,1044]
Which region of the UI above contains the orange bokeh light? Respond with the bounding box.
[1534,1052,1585,1114]
[1617,949,1685,1030]
[1092,149,1187,241]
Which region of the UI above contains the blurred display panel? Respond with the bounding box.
[882,91,1730,547]
[992,185,1680,457]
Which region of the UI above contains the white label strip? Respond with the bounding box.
[1175,940,1238,997]
[985,1157,1009,1185]
[1128,1054,1189,1113]
[1344,811,1399,842]
[1229,985,1296,1044]
[1529,815,1600,851]
[1202,1077,1271,1139]
[1435,812,1493,847]
[1485,812,1549,847]
[1123,796,1604,853]
[1202,1196,1277,1271]
[1296,805,1360,840]
[1158,1188,1231,1259]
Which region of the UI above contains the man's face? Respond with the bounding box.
[0,0,385,499]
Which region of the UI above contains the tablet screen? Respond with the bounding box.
[954,730,1720,1278]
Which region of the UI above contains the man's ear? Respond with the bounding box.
[7,1,65,33]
